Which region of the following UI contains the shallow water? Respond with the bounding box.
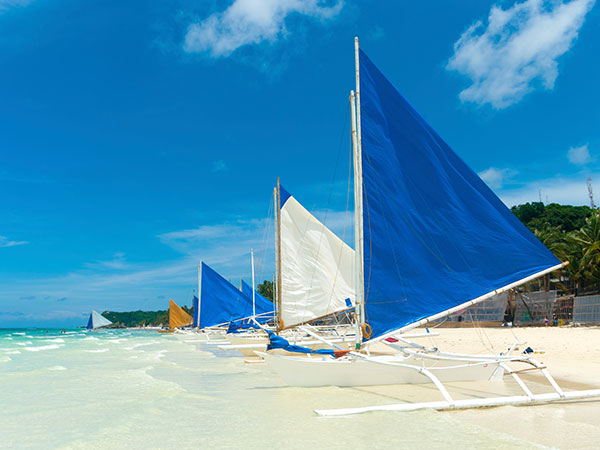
[0,329,554,449]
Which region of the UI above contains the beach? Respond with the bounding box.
[1,327,599,449]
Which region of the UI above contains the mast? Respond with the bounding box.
[275,180,283,330]
[251,249,256,318]
[352,37,366,348]
[197,262,202,329]
[273,187,279,324]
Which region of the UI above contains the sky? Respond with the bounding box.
[0,0,598,327]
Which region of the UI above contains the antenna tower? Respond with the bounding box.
[587,177,595,209]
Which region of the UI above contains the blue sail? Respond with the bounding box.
[241,280,275,323]
[358,49,561,339]
[192,296,200,328]
[199,262,270,329]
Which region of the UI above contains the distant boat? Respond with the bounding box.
[159,299,192,333]
[86,310,112,330]
[195,262,274,331]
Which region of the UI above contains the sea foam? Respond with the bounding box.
[23,344,62,352]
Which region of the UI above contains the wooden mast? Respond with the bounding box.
[275,180,284,330]
[351,37,366,349]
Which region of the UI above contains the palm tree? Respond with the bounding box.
[566,211,600,293]
[534,224,566,291]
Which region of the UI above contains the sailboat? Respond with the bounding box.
[86,310,112,330]
[274,183,355,330]
[259,38,600,413]
[218,206,357,356]
[158,299,192,333]
[194,261,274,333]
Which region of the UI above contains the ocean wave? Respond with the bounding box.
[43,338,65,343]
[13,332,25,336]
[48,365,67,371]
[124,341,160,350]
[16,341,32,346]
[82,336,99,341]
[23,344,63,352]
[0,356,11,362]
[6,350,21,355]
[85,348,109,353]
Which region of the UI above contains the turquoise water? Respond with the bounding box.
[0,329,548,449]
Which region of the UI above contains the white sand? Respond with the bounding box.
[359,326,600,449]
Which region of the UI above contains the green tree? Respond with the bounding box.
[534,224,566,291]
[257,280,274,302]
[568,211,600,290]
[512,203,592,232]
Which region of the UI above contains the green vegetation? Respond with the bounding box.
[257,280,274,301]
[512,203,600,294]
[103,305,193,328]
[511,202,592,232]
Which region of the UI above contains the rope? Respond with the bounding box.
[285,104,350,323]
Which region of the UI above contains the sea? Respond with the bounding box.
[0,328,563,449]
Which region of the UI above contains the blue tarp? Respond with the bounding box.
[358,49,560,339]
[199,262,273,329]
[266,331,338,357]
[226,320,260,333]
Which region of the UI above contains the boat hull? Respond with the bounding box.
[258,352,501,387]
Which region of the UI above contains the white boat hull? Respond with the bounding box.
[258,351,501,387]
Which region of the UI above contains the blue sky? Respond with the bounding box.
[1,0,598,327]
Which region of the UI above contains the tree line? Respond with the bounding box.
[511,203,600,295]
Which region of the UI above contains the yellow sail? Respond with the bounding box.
[169,299,192,330]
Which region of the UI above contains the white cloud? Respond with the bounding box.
[0,195,355,325]
[0,0,34,11]
[183,0,343,57]
[83,252,129,270]
[478,167,514,189]
[211,159,228,172]
[496,173,597,206]
[368,26,385,41]
[447,0,595,108]
[567,144,591,165]
[0,236,28,248]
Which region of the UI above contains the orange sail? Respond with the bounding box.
[169,299,192,330]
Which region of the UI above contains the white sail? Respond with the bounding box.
[279,188,354,328]
[87,310,112,329]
